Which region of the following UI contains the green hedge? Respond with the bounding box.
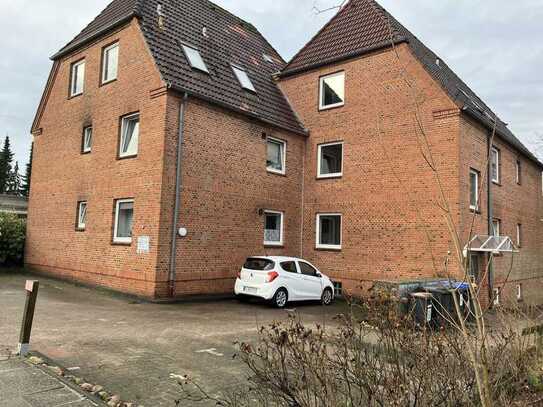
[0,213,26,266]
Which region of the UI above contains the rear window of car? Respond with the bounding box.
[243,258,275,271]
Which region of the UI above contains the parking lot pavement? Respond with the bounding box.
[0,273,347,406]
[0,356,98,407]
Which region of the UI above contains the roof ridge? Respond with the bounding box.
[282,0,353,73]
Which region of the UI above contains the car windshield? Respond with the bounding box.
[243,258,275,271]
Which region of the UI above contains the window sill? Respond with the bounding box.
[68,93,83,100]
[267,169,286,177]
[112,240,132,246]
[318,103,344,112]
[81,150,91,155]
[317,174,343,180]
[492,181,501,187]
[315,246,342,252]
[100,78,117,87]
[75,228,86,232]
[264,243,284,248]
[118,154,138,160]
[469,207,481,214]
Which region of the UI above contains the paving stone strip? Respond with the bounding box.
[0,353,143,407]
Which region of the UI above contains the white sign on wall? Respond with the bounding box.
[137,236,150,254]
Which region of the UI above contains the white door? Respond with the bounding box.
[279,260,305,301]
[297,261,323,300]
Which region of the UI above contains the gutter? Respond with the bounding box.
[168,93,189,298]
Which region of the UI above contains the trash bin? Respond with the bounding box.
[409,292,435,328]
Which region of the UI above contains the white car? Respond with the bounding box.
[234,256,335,308]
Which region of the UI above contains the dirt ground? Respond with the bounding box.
[0,271,347,406]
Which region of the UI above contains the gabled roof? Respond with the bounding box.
[51,0,306,136]
[281,0,542,166]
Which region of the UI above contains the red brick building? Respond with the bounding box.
[28,0,543,304]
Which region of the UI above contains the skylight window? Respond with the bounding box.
[263,54,274,63]
[232,65,256,92]
[181,44,209,73]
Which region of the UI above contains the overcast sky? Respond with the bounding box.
[1,0,542,167]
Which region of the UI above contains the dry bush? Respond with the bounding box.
[176,293,542,406]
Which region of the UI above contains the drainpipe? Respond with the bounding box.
[486,132,494,304]
[168,93,188,298]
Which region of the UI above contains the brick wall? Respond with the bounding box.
[26,19,168,297]
[157,95,305,297]
[279,43,464,296]
[459,116,543,305]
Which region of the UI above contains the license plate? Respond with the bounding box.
[244,286,257,294]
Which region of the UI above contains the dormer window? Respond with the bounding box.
[181,44,209,73]
[232,65,256,92]
[70,59,85,97]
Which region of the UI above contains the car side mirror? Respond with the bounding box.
[315,271,322,278]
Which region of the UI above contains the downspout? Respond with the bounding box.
[486,132,494,304]
[169,93,189,298]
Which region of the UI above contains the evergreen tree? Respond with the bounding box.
[21,142,33,197]
[0,136,14,194]
[7,161,22,195]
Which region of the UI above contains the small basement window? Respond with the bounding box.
[318,142,343,178]
[319,71,345,110]
[264,210,283,246]
[333,281,343,297]
[316,213,342,250]
[119,113,140,158]
[266,137,286,175]
[77,201,87,230]
[102,42,119,84]
[517,284,523,301]
[181,44,209,73]
[232,65,256,92]
[82,126,92,153]
[114,199,134,244]
[70,59,85,97]
[493,288,500,306]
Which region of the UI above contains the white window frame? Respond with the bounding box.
[113,199,134,244]
[491,146,500,184]
[82,126,92,153]
[515,159,521,184]
[181,44,209,73]
[70,59,85,97]
[77,201,87,230]
[517,284,522,301]
[492,219,501,237]
[263,210,284,246]
[119,113,140,158]
[231,65,256,92]
[493,288,500,306]
[516,223,522,247]
[101,42,119,84]
[469,169,479,210]
[319,71,345,110]
[317,141,344,179]
[316,213,342,250]
[266,137,286,175]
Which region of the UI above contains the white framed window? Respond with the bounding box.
[82,126,92,153]
[77,201,87,230]
[318,142,343,178]
[515,159,522,185]
[70,59,85,97]
[319,71,345,110]
[516,223,522,247]
[492,219,501,237]
[491,146,500,183]
[102,42,119,84]
[264,210,283,246]
[266,137,286,175]
[469,169,479,210]
[114,199,134,244]
[316,213,342,250]
[119,113,139,158]
[232,65,256,92]
[517,284,522,301]
[181,44,209,73]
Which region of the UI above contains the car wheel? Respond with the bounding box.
[272,288,288,308]
[321,288,333,306]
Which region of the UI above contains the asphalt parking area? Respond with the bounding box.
[0,272,347,406]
